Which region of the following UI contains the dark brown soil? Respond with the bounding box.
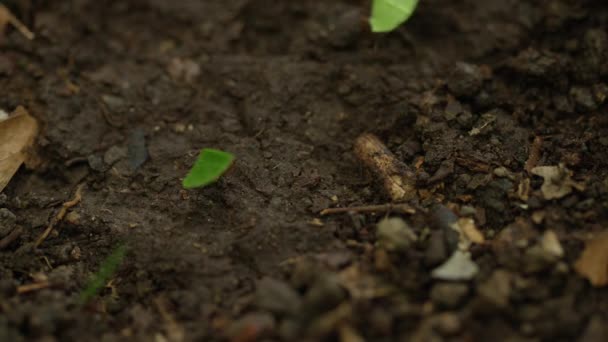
[1,0,607,341]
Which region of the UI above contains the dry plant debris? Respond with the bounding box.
[574,230,608,287]
[354,133,417,201]
[0,106,38,192]
[531,165,585,200]
[0,4,34,41]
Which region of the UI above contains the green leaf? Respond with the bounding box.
[370,0,419,33]
[79,243,127,305]
[182,148,235,189]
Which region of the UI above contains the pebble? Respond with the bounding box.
[430,283,469,309]
[431,250,479,281]
[447,62,484,97]
[425,230,448,266]
[0,208,17,238]
[477,269,512,309]
[303,274,346,317]
[570,86,597,111]
[127,128,148,171]
[376,217,417,252]
[104,145,127,165]
[432,312,462,336]
[87,154,106,172]
[431,205,460,254]
[255,277,302,316]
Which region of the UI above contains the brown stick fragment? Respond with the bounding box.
[320,203,416,216]
[17,281,51,294]
[34,184,84,248]
[354,133,416,201]
[525,136,543,173]
[0,226,23,249]
[0,4,35,40]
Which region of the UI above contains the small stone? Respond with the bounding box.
[431,205,460,254]
[376,217,417,252]
[477,269,512,309]
[425,230,448,267]
[431,250,479,281]
[65,211,81,225]
[0,208,17,238]
[87,154,106,172]
[540,230,564,258]
[303,274,346,317]
[570,86,598,111]
[167,58,201,83]
[173,123,186,133]
[255,277,302,316]
[432,312,462,336]
[101,94,126,110]
[447,62,484,97]
[430,283,469,309]
[127,128,148,171]
[104,146,127,165]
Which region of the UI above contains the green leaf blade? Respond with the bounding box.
[370,0,419,33]
[182,148,235,189]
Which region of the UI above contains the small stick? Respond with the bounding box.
[320,203,416,216]
[154,296,185,342]
[34,184,84,248]
[525,136,543,173]
[17,281,51,294]
[0,226,23,249]
[0,4,35,40]
[354,133,417,201]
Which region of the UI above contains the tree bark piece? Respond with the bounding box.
[354,133,417,202]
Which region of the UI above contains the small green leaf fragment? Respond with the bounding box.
[370,0,419,33]
[183,148,235,189]
[79,243,127,304]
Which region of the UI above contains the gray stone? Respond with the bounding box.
[255,277,302,316]
[430,283,469,309]
[447,62,484,97]
[0,208,17,238]
[376,217,417,252]
[104,145,127,165]
[431,250,479,281]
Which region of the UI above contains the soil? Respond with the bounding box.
[1,0,607,341]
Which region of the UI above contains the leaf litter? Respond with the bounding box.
[0,106,39,192]
[574,230,608,287]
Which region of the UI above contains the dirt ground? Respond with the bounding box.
[0,0,607,341]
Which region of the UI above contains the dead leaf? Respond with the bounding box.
[0,106,38,192]
[531,165,585,200]
[458,217,485,244]
[574,230,608,287]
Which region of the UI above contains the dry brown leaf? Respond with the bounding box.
[574,230,608,287]
[458,217,485,244]
[0,106,38,192]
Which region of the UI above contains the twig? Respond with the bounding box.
[525,136,543,173]
[34,184,84,248]
[320,203,416,216]
[0,4,35,40]
[0,226,23,249]
[154,296,185,342]
[17,281,51,294]
[354,133,417,201]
